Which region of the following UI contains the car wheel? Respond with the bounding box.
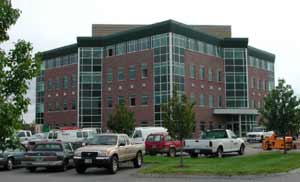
[190,152,198,158]
[75,166,87,174]
[239,144,245,155]
[5,158,13,170]
[27,167,36,172]
[61,160,68,171]
[168,148,176,157]
[108,155,119,174]
[133,152,143,168]
[216,147,223,158]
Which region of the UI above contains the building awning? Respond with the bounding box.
[213,108,258,115]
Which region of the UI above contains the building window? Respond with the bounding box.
[129,96,136,106]
[108,96,112,108]
[71,74,77,88]
[218,96,222,108]
[209,95,214,108]
[258,80,262,90]
[141,63,148,79]
[129,65,136,80]
[190,64,195,79]
[63,76,68,89]
[118,66,124,81]
[47,79,52,90]
[217,70,222,82]
[116,43,126,56]
[190,93,196,104]
[48,102,52,112]
[71,98,76,110]
[264,80,268,91]
[55,100,60,111]
[208,68,213,81]
[200,121,206,131]
[63,99,68,110]
[118,96,125,105]
[107,68,113,82]
[141,95,148,105]
[55,77,60,90]
[200,66,205,80]
[252,77,256,89]
[200,94,205,107]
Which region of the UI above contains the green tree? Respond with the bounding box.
[107,104,135,136]
[260,79,300,154]
[162,89,195,167]
[0,0,41,152]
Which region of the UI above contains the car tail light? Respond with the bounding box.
[209,141,213,147]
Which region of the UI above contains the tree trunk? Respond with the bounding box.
[283,135,287,154]
[180,139,183,167]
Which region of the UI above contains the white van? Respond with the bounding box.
[132,127,167,144]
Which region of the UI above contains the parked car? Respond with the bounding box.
[246,127,270,143]
[16,130,32,143]
[22,141,74,172]
[132,127,167,144]
[0,145,27,170]
[145,132,182,157]
[74,134,145,174]
[184,129,245,158]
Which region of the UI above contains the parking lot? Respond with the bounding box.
[1,143,300,182]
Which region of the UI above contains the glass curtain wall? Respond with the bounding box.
[152,33,170,126]
[224,48,248,108]
[36,62,45,124]
[78,47,102,128]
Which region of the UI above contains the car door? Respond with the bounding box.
[125,137,136,159]
[221,131,233,152]
[63,143,74,167]
[228,130,240,151]
[13,145,27,165]
[118,136,128,161]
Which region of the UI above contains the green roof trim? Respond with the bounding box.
[77,19,221,47]
[40,19,275,63]
[220,38,248,48]
[41,43,77,59]
[248,46,275,62]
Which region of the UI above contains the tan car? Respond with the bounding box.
[73,133,145,174]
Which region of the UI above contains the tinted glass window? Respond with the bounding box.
[133,130,142,138]
[33,144,63,151]
[89,135,117,145]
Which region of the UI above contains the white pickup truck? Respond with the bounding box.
[184,129,245,158]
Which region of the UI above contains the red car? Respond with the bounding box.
[145,133,182,157]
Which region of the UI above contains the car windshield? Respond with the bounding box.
[89,135,117,145]
[202,130,228,139]
[252,127,265,132]
[17,132,26,137]
[33,143,63,151]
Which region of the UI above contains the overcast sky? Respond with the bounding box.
[3,0,300,123]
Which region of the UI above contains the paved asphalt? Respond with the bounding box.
[1,143,299,182]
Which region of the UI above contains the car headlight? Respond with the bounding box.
[97,151,108,157]
[74,151,81,157]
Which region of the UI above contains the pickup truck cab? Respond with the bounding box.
[184,129,245,158]
[246,127,269,143]
[145,132,182,157]
[73,134,145,174]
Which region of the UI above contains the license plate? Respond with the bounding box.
[84,159,92,164]
[152,145,156,149]
[194,149,200,153]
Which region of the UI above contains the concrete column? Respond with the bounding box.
[239,114,242,137]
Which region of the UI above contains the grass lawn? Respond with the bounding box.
[140,152,300,175]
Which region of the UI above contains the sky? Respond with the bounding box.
[2,0,300,123]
